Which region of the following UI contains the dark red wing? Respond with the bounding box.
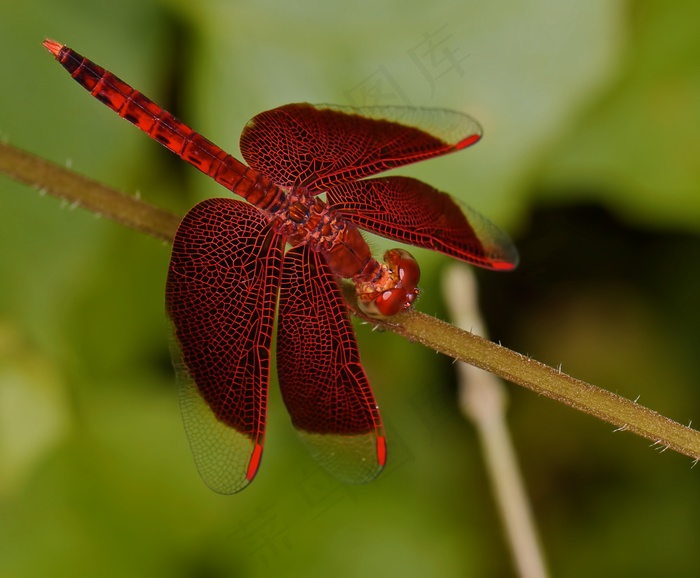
[327,176,519,270]
[166,198,284,494]
[240,103,482,192]
[276,245,386,483]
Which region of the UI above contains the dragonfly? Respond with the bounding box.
[43,39,518,494]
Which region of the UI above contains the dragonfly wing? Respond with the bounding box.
[328,176,519,270]
[277,245,386,483]
[166,198,284,494]
[240,103,482,191]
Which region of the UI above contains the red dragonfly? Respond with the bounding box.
[43,39,518,493]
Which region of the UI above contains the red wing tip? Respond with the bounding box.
[376,436,387,467]
[455,133,481,150]
[246,443,264,482]
[489,259,518,271]
[42,39,63,57]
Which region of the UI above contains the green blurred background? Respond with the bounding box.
[1,0,700,576]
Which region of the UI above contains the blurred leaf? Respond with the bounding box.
[539,0,700,229]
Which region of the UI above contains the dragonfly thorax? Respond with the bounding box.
[270,188,421,317]
[271,188,371,279]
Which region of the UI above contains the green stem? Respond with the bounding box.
[349,300,700,460]
[3,140,700,461]
[0,141,180,241]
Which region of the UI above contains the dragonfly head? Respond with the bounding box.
[357,249,421,318]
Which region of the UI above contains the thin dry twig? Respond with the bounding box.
[444,264,549,578]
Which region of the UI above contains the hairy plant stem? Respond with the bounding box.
[3,140,700,462]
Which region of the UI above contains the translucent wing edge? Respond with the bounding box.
[169,327,262,494]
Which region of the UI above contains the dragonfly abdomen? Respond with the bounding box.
[43,40,285,210]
